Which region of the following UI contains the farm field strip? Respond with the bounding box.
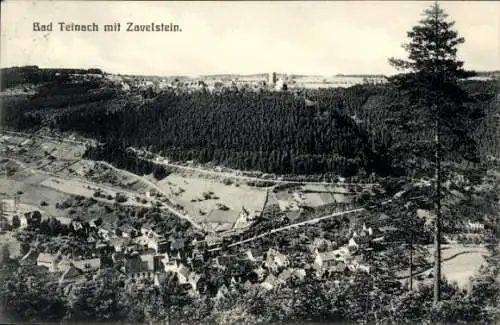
[157,173,268,221]
[96,160,203,230]
[2,156,203,230]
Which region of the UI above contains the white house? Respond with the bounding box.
[264,248,290,274]
[348,238,359,251]
[465,221,485,232]
[261,274,278,290]
[37,253,60,272]
[164,261,201,292]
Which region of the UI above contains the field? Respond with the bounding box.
[431,244,488,288]
[0,169,72,218]
[0,150,154,226]
[274,184,356,212]
[62,160,151,194]
[398,244,489,289]
[156,172,268,228]
[40,176,149,208]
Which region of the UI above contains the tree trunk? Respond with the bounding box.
[433,115,442,303]
[409,242,413,291]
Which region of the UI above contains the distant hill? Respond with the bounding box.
[475,70,500,78]
[0,66,104,91]
[1,66,497,178]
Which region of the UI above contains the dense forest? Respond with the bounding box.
[83,142,171,180]
[1,67,498,177]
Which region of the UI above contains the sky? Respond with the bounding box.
[1,1,499,76]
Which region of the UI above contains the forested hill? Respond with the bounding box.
[45,89,392,176]
[0,65,103,90]
[1,67,498,178]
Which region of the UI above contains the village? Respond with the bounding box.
[0,195,393,298]
[0,128,490,301]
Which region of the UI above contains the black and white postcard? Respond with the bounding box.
[1,1,499,324]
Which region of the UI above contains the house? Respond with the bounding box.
[57,256,73,273]
[159,253,171,271]
[176,264,191,283]
[146,234,170,253]
[191,247,204,262]
[118,224,139,238]
[243,248,261,262]
[203,235,223,248]
[140,223,161,237]
[125,254,155,281]
[72,258,101,272]
[308,238,336,253]
[169,237,185,251]
[59,266,85,285]
[6,214,28,229]
[264,248,290,274]
[97,225,114,240]
[261,274,278,290]
[277,268,293,285]
[37,253,60,272]
[363,223,374,236]
[313,246,351,276]
[348,257,370,273]
[19,214,28,228]
[324,261,349,278]
[464,221,485,232]
[292,268,307,281]
[252,265,266,281]
[70,219,85,233]
[110,237,131,253]
[348,238,359,251]
[215,284,230,300]
[378,225,398,234]
[314,250,339,270]
[170,250,182,261]
[153,272,173,288]
[165,262,201,292]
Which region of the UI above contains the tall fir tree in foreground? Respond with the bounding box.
[388,1,477,304]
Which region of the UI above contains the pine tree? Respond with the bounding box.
[388,1,476,303]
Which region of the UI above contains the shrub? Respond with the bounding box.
[115,193,128,203]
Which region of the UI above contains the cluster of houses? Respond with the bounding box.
[311,224,378,278]
[4,194,393,298]
[2,209,218,294]
[212,223,386,292]
[10,211,386,297]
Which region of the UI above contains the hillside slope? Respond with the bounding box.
[1,66,497,178]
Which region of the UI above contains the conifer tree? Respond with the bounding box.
[389,2,476,303]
